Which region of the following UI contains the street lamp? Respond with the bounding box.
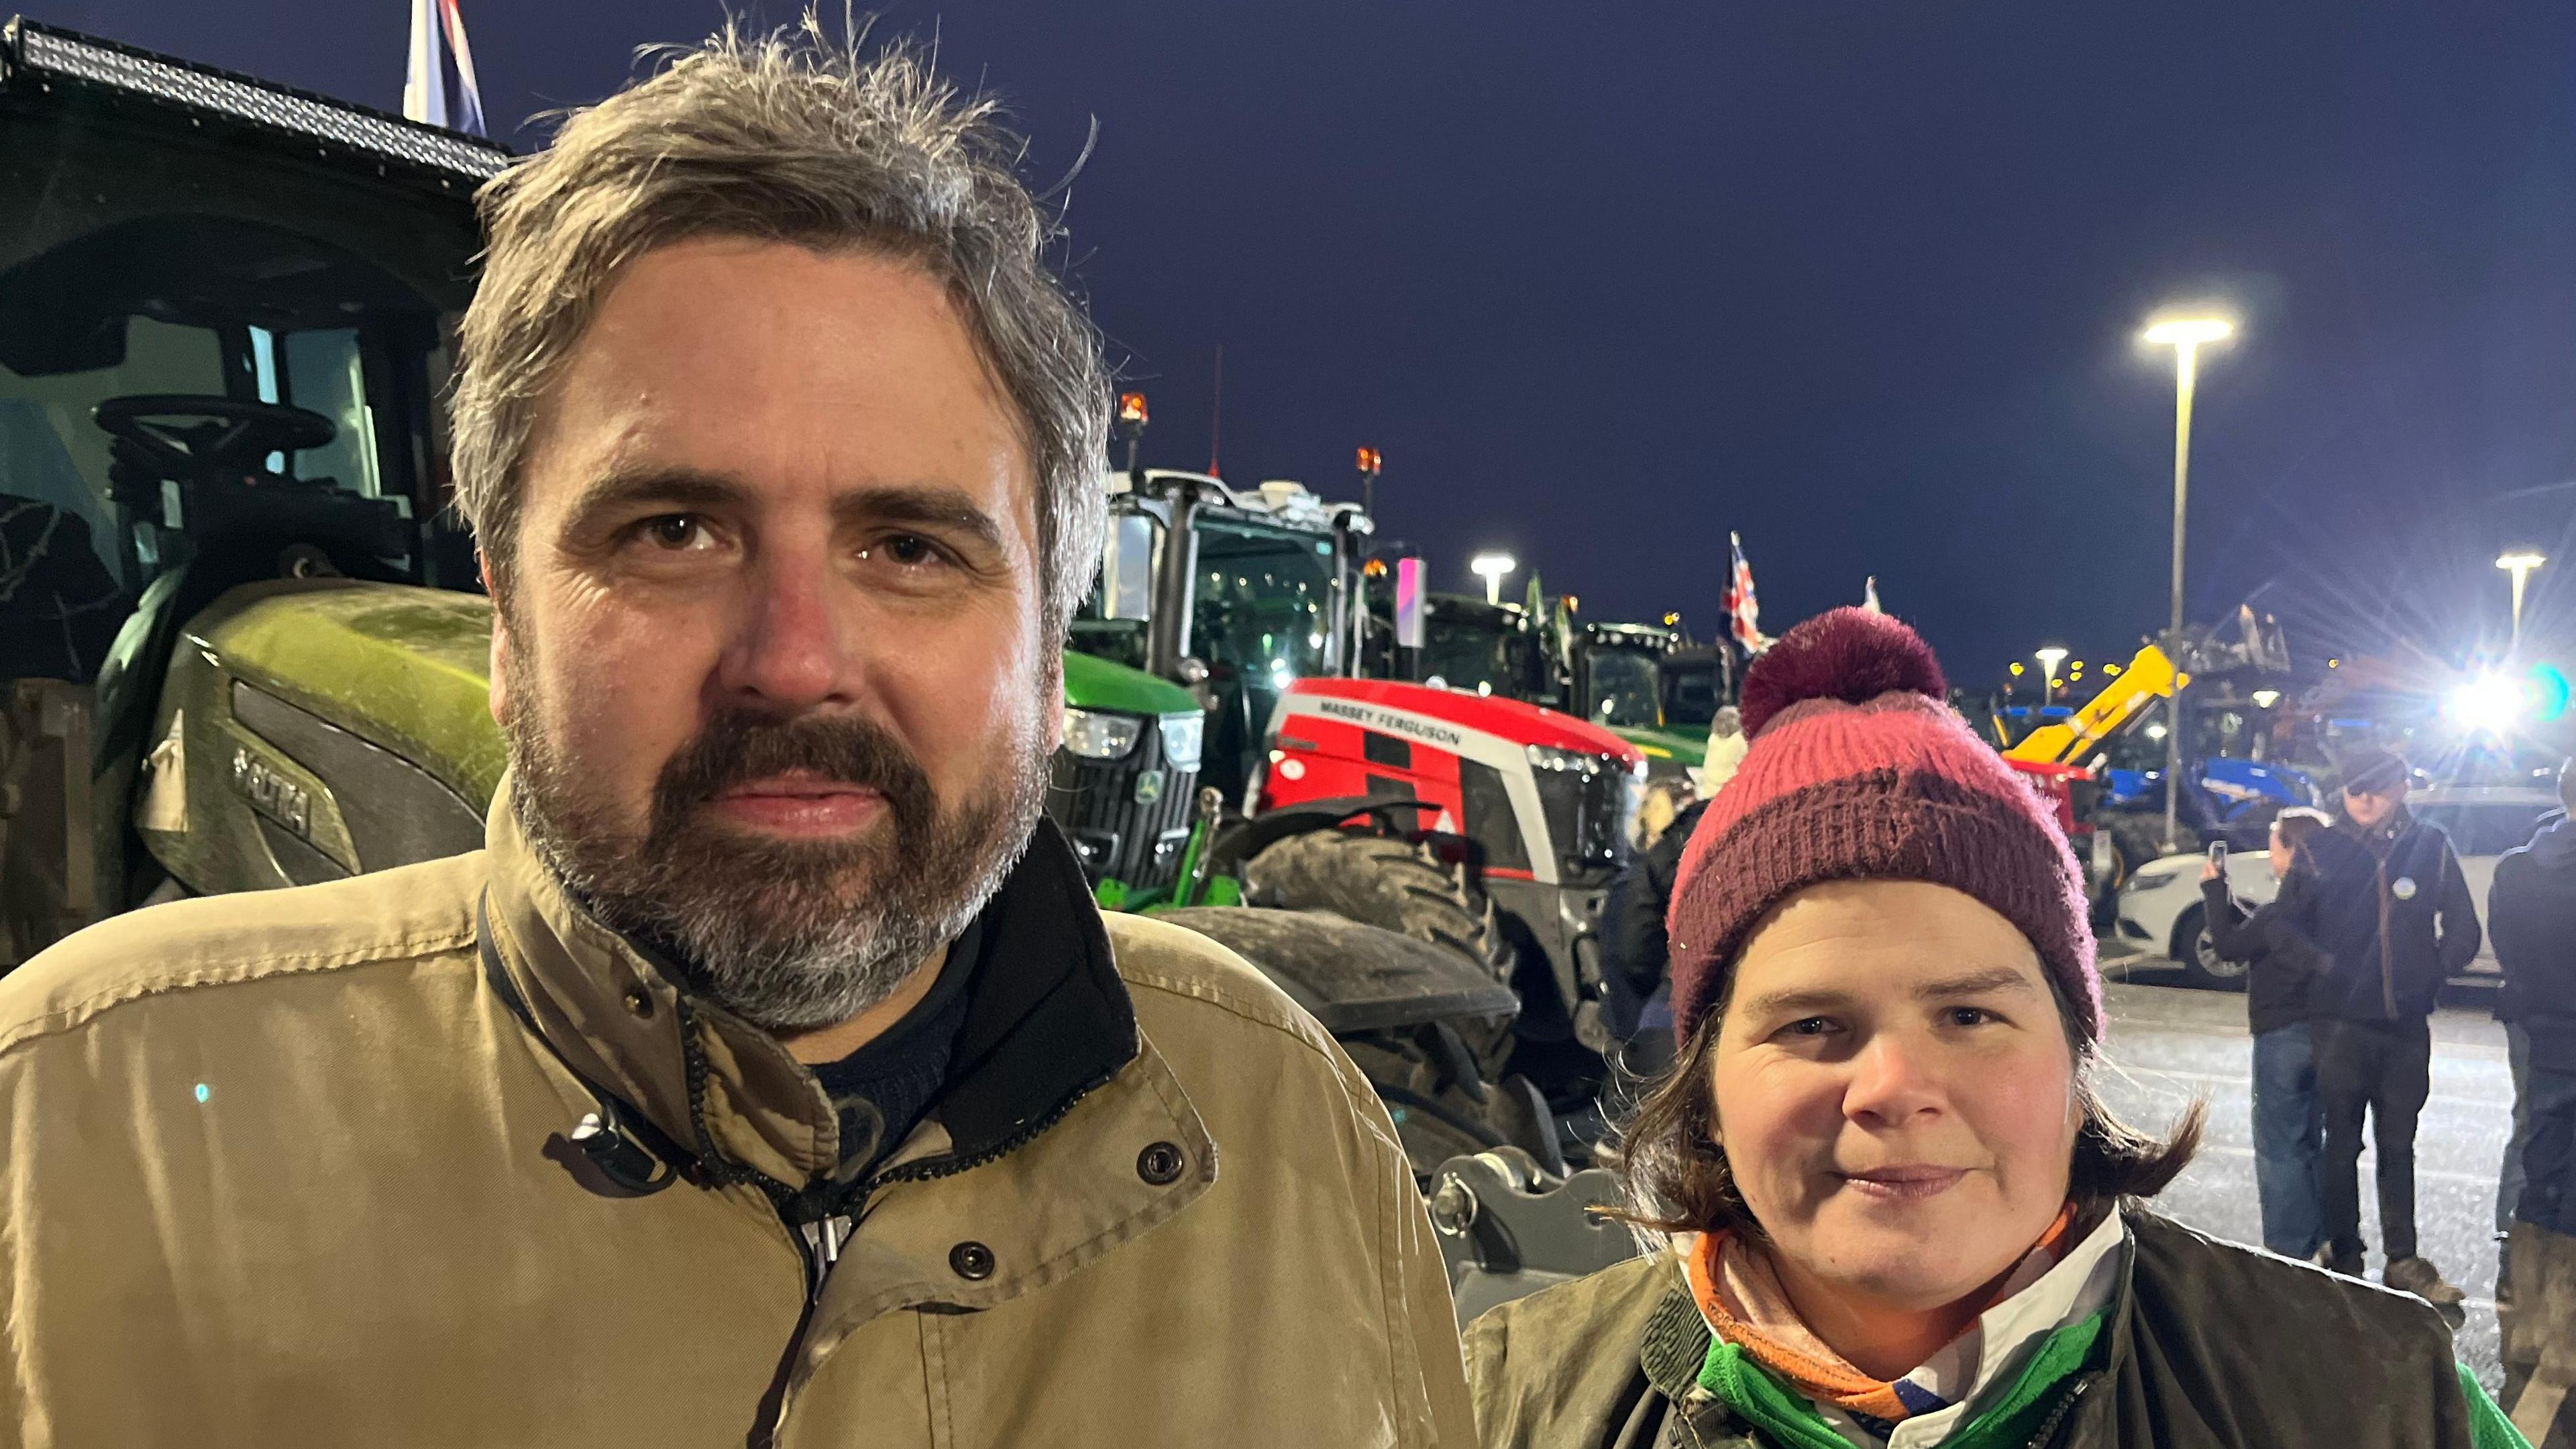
[1470,551,1517,606]
[2499,549,2547,657]
[2035,647,2069,707]
[2143,311,2235,849]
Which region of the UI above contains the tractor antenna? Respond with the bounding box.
[1207,343,1224,478]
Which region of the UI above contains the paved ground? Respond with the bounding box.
[2096,946,2514,1389]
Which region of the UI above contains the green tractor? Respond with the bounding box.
[0,20,1560,1183]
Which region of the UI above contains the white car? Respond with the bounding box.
[2110,786,2562,991]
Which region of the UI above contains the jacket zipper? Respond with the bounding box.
[2378,856,2397,1019]
[2022,1377,2090,1448]
[747,1062,1120,1442]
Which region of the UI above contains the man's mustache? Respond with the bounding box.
[650,708,935,835]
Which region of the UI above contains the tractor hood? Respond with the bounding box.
[191,579,504,809]
[1609,725,1705,769]
[1286,677,1645,765]
[1063,648,1199,717]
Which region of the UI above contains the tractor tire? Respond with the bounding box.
[1240,827,1529,1116]
[1240,830,1513,983]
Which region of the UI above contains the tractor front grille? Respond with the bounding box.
[1046,729,1197,895]
[1531,753,1637,887]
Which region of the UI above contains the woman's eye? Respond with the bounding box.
[1947,1006,1998,1028]
[1784,1016,1835,1038]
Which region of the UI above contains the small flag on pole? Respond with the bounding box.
[1723,532,1774,655]
[404,0,487,137]
[1863,576,1883,614]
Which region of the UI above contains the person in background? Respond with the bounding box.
[2491,762,2576,1299]
[1699,704,1750,795]
[1606,794,1711,1080]
[2489,759,2576,1440]
[2200,807,2334,1260]
[1466,610,2524,1449]
[2280,746,2480,1305]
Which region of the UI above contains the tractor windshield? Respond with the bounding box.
[1584,643,1664,727]
[1189,517,1335,684]
[2,315,226,589]
[1421,601,1543,698]
[1660,659,1721,727]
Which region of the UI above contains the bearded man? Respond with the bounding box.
[0,28,1471,1448]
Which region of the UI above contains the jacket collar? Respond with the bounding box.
[482,773,1147,1195]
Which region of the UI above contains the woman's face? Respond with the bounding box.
[1711,879,2080,1316]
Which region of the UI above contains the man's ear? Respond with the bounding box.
[483,552,513,727]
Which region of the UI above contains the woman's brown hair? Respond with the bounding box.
[1608,947,2203,1237]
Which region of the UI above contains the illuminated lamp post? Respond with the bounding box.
[2143,312,2236,850]
[1470,551,1517,607]
[2035,647,2069,708]
[2499,549,2546,657]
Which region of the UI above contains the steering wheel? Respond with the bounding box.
[92,395,337,482]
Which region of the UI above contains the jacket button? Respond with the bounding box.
[1137,1141,1186,1185]
[622,987,654,1018]
[949,1241,995,1281]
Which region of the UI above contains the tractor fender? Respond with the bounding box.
[1148,906,1517,1034]
[1205,793,1434,875]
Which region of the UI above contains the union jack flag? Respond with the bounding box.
[1724,532,1773,654]
[403,0,487,138]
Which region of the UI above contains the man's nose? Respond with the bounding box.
[1843,1030,1945,1128]
[716,552,855,712]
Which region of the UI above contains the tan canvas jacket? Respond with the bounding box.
[0,783,1474,1447]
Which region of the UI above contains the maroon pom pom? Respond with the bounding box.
[1738,607,1948,738]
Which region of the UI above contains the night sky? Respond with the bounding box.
[30,1,2576,684]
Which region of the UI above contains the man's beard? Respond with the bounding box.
[504,679,1051,1033]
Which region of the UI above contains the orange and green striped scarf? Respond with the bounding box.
[1684,1202,2080,1428]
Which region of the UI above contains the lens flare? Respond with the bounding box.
[2445,673,2530,735]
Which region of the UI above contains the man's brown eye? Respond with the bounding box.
[881,535,936,564]
[647,517,698,549]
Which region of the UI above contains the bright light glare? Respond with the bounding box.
[2500,551,2548,572]
[2143,317,2235,347]
[2145,723,2169,741]
[2447,673,2529,735]
[1469,552,1516,580]
[2251,690,2282,708]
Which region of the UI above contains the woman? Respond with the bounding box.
[1465,609,2520,1449]
[2201,807,2335,1264]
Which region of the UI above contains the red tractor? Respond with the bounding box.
[1210,676,1649,1140]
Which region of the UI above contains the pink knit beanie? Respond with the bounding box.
[1664,608,2098,1049]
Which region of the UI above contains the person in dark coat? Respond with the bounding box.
[2277,745,2480,1304]
[2200,806,2334,1259]
[1605,795,1710,1079]
[1465,612,2522,1449]
[2491,771,2576,1294]
[2490,763,2576,1440]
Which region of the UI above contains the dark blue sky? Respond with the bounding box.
[31,1,2576,682]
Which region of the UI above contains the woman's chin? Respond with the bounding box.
[1794,1206,2006,1307]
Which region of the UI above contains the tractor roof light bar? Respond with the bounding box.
[3,19,513,182]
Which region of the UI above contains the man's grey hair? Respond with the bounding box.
[448,18,1110,639]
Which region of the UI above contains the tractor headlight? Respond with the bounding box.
[1525,743,1609,777]
[1062,707,1144,761]
[1159,712,1204,772]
